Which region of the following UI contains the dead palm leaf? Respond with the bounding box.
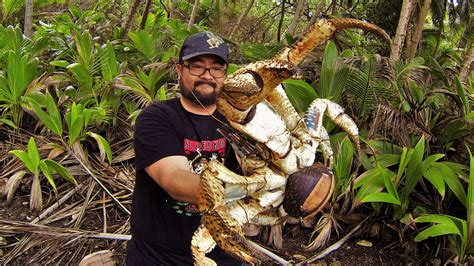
[111,141,134,164]
[303,211,340,252]
[369,103,433,147]
[3,170,27,203]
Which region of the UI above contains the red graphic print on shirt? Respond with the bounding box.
[183,138,226,157]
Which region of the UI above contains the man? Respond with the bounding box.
[126,31,242,265]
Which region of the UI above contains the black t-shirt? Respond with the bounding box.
[126,98,242,265]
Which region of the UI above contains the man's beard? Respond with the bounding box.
[180,79,218,106]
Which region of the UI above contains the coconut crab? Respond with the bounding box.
[191,18,391,265]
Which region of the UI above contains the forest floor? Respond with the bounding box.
[0,181,427,265]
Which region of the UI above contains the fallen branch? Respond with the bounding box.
[31,183,84,224]
[74,152,131,216]
[0,219,131,241]
[302,214,372,264]
[248,240,290,265]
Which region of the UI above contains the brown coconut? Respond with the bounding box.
[283,162,335,217]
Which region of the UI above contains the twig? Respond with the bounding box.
[74,179,96,228]
[0,219,132,241]
[75,156,131,215]
[31,183,84,224]
[301,214,372,264]
[248,240,290,265]
[93,233,131,241]
[102,191,107,233]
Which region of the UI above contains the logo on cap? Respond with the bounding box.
[205,32,224,49]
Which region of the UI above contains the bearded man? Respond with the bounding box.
[125,31,242,265]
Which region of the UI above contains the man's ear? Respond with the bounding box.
[176,64,182,79]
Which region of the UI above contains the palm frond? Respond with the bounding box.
[303,212,340,252]
[344,55,396,118]
[431,0,447,28]
[394,57,430,87]
[113,75,153,108]
[369,104,433,147]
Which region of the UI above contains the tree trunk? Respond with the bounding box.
[407,0,432,60]
[139,0,153,30]
[187,0,200,30]
[277,1,286,42]
[330,0,337,15]
[303,0,326,33]
[24,0,34,38]
[209,0,221,25]
[286,0,307,36]
[167,0,178,19]
[229,0,255,39]
[390,0,414,63]
[459,43,473,86]
[122,0,141,37]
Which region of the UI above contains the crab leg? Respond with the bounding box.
[275,18,390,64]
[266,85,312,141]
[217,61,294,123]
[218,18,391,123]
[194,159,275,265]
[306,99,361,167]
[191,225,217,266]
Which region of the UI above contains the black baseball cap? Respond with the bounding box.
[178,31,228,64]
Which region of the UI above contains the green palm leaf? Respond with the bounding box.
[9,150,34,173]
[435,162,467,206]
[467,148,474,247]
[99,42,120,83]
[87,132,113,164]
[1,0,23,22]
[282,79,318,113]
[39,161,57,192]
[128,30,160,61]
[318,41,349,101]
[415,223,463,242]
[73,30,94,72]
[42,159,77,185]
[26,91,63,136]
[360,166,400,205]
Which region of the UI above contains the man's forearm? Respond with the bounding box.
[157,168,201,205]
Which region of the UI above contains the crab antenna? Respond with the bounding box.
[275,18,391,65]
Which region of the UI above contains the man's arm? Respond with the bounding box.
[145,155,201,205]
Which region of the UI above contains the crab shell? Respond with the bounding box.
[283,162,335,217]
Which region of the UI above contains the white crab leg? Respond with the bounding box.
[204,159,286,202]
[229,102,291,158]
[306,99,360,167]
[229,100,316,174]
[313,125,334,167]
[253,188,285,208]
[266,84,317,168]
[266,85,312,140]
[191,225,217,266]
[227,195,285,226]
[227,200,264,225]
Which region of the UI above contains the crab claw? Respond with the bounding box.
[196,159,274,265]
[217,60,295,123]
